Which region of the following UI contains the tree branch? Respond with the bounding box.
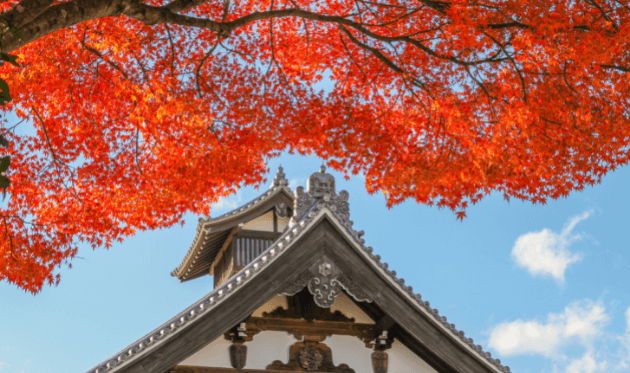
[163,0,212,14]
[82,42,130,80]
[1,0,55,31]
[164,23,176,78]
[601,64,629,73]
[339,25,403,73]
[1,0,130,53]
[483,31,527,103]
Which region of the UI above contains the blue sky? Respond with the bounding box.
[1,149,629,373]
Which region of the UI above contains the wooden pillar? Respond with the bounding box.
[371,331,389,373]
[229,323,248,370]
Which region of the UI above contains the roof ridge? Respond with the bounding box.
[200,166,290,224]
[89,168,512,373]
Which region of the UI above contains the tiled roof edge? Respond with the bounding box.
[86,202,320,373]
[199,166,291,224]
[170,184,293,279]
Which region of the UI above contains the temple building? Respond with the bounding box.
[87,166,512,373]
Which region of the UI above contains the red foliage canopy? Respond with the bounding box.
[0,0,628,293]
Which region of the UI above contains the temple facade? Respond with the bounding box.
[87,167,512,373]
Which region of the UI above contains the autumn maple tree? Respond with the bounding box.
[0,0,628,293]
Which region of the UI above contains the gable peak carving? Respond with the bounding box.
[292,166,351,228]
[282,256,373,308]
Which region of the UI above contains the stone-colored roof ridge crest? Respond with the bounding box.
[88,167,511,373]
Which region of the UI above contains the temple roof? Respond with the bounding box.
[88,167,512,373]
[170,167,294,282]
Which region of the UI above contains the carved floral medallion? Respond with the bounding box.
[281,256,373,308]
[299,346,324,371]
[267,341,355,373]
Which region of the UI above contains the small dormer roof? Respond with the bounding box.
[170,167,294,282]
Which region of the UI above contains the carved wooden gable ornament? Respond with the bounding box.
[87,167,512,373]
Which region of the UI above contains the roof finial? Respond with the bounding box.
[271,165,289,188]
[291,165,351,227]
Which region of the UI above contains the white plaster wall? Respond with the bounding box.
[325,334,373,372]
[245,330,296,368]
[242,210,274,232]
[311,336,438,373]
[330,292,375,324]
[388,338,439,373]
[178,331,294,369]
[179,335,232,367]
[250,294,288,317]
[181,333,438,373]
[179,296,437,373]
[249,292,374,323]
[180,296,292,368]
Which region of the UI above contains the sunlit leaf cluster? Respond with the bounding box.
[0,0,629,292]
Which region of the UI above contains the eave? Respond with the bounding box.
[171,185,294,282]
[88,204,511,373]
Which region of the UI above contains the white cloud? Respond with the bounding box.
[487,318,564,358]
[488,301,630,373]
[614,307,630,371]
[0,362,8,371]
[288,178,302,190]
[211,191,242,214]
[511,210,592,284]
[488,299,609,358]
[565,351,608,373]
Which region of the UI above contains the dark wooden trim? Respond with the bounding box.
[226,316,374,346]
[179,191,293,282]
[263,288,356,323]
[170,366,303,373]
[320,223,489,373]
[273,208,278,233]
[210,226,242,276]
[237,230,282,240]
[266,341,355,372]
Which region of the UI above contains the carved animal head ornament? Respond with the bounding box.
[292,166,351,225]
[307,165,336,198]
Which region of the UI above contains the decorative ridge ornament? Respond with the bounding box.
[292,165,350,227]
[281,255,373,308]
[272,165,289,188]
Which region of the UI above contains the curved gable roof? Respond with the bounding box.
[88,169,512,373]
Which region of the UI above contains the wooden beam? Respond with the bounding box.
[203,192,294,233]
[170,366,302,373]
[237,230,281,240]
[209,224,242,276]
[273,208,278,233]
[232,316,375,345]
